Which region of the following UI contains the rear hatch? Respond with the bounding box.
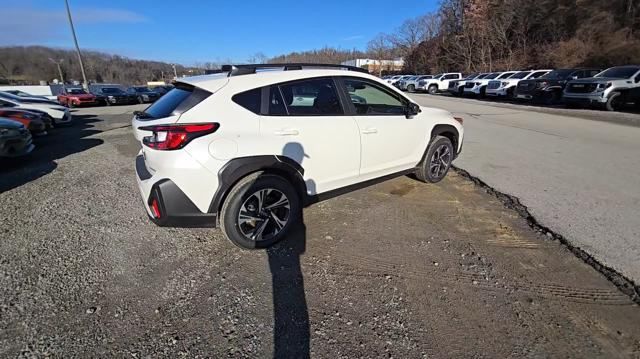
[132,77,227,141]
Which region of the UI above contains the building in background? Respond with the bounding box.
[341,58,404,74]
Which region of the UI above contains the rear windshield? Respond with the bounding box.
[596,67,640,79]
[140,83,211,120]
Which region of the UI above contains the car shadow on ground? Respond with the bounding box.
[267,220,310,358]
[0,114,104,193]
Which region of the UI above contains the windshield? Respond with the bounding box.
[497,72,516,79]
[596,67,640,79]
[419,75,432,80]
[484,73,500,80]
[540,69,574,79]
[101,87,125,94]
[464,73,478,80]
[510,71,532,79]
[68,88,86,94]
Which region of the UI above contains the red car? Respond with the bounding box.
[0,109,47,135]
[57,88,97,108]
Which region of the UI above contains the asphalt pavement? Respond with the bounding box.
[410,93,640,285]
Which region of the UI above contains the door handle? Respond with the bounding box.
[361,128,378,134]
[274,129,299,136]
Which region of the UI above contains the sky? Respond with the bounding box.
[1,0,438,65]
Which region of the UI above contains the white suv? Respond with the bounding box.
[416,73,463,94]
[485,70,551,99]
[132,64,464,249]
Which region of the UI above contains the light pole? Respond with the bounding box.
[64,0,88,89]
[171,64,178,79]
[48,58,65,84]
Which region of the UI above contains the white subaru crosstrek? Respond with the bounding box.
[132,64,464,249]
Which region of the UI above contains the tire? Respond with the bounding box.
[479,86,487,98]
[408,84,415,93]
[428,85,438,95]
[138,96,144,104]
[415,136,454,184]
[506,88,515,100]
[543,90,560,106]
[105,99,111,106]
[605,92,623,112]
[220,173,301,249]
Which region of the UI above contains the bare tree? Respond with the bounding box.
[367,34,392,75]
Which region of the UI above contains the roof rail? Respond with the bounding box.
[220,63,369,77]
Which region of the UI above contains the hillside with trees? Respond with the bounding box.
[0,46,199,85]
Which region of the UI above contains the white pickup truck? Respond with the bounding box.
[417,73,463,94]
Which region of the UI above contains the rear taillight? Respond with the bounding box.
[150,198,161,218]
[139,123,219,150]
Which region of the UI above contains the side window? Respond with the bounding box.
[268,86,287,115]
[278,78,343,116]
[0,99,15,107]
[443,74,457,80]
[344,78,406,116]
[572,71,585,79]
[232,88,261,114]
[589,70,601,77]
[530,71,547,79]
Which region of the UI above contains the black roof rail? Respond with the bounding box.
[220,63,369,77]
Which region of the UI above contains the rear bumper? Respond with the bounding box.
[135,154,216,228]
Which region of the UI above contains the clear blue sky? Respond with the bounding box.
[2,0,437,65]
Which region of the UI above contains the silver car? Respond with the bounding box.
[0,117,34,158]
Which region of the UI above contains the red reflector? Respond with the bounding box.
[140,122,219,151]
[150,198,161,218]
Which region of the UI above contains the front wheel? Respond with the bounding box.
[220,173,301,249]
[408,84,415,93]
[605,92,623,112]
[416,136,454,183]
[428,85,438,95]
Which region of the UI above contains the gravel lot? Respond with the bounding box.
[1,105,640,357]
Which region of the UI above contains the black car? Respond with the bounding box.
[127,86,160,104]
[515,68,601,104]
[93,87,137,106]
[151,85,174,97]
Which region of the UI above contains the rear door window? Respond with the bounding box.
[141,83,210,120]
[278,78,343,116]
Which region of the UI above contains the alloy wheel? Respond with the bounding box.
[237,188,290,242]
[429,144,452,179]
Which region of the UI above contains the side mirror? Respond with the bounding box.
[405,102,421,118]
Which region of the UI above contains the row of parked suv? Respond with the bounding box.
[56,85,173,108]
[385,65,640,111]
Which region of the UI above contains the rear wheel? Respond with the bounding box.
[428,85,438,95]
[416,136,454,183]
[408,84,415,93]
[220,173,301,249]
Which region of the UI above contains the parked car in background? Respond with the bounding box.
[385,75,404,85]
[563,65,640,111]
[463,71,516,97]
[396,76,418,91]
[0,92,72,126]
[0,110,46,135]
[486,70,551,99]
[403,75,433,92]
[127,86,160,103]
[3,90,50,101]
[92,87,137,106]
[0,108,52,130]
[151,85,174,97]
[417,73,463,94]
[515,68,601,104]
[448,73,483,96]
[393,75,414,88]
[0,118,34,158]
[57,88,98,108]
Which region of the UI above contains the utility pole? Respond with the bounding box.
[48,58,65,84]
[64,0,88,89]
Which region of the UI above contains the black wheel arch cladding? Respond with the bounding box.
[208,155,307,214]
